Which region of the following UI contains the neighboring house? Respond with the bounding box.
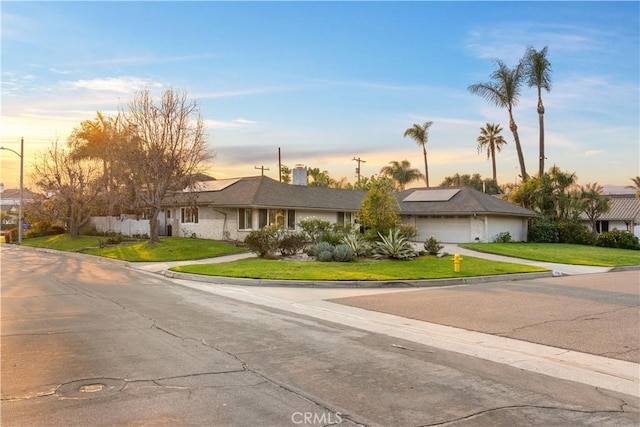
[580,194,640,238]
[396,187,536,243]
[157,175,537,243]
[0,186,35,228]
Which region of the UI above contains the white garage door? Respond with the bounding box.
[415,217,471,243]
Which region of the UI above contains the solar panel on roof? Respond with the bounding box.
[184,179,240,192]
[402,188,460,202]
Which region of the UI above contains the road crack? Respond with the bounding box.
[496,306,633,336]
[418,404,634,426]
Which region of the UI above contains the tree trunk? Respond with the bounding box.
[149,206,160,244]
[422,145,429,188]
[508,110,528,182]
[491,151,497,183]
[538,96,545,178]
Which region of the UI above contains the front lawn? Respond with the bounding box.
[21,234,102,251]
[170,255,548,281]
[460,243,640,267]
[20,235,247,262]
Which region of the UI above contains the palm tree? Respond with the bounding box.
[524,46,552,177]
[403,121,433,187]
[380,160,425,190]
[626,176,640,198]
[469,60,528,181]
[476,123,507,183]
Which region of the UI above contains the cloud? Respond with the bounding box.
[204,118,258,130]
[584,150,603,157]
[64,77,162,94]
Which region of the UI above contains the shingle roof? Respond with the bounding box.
[165,176,367,211]
[164,177,537,218]
[396,186,537,217]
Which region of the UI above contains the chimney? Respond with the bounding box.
[292,165,307,186]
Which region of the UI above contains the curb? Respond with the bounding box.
[162,270,555,288]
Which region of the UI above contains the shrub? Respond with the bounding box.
[595,230,640,250]
[312,241,335,255]
[493,231,512,243]
[342,233,371,257]
[278,232,308,256]
[557,219,595,245]
[298,218,332,244]
[373,229,417,260]
[332,244,355,262]
[424,236,444,255]
[397,224,418,240]
[319,230,345,246]
[105,233,125,245]
[528,219,559,243]
[316,248,335,262]
[25,221,65,238]
[244,225,281,258]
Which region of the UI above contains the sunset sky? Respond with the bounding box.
[1,1,638,190]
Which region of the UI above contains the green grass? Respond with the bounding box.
[460,243,640,267]
[21,234,102,251]
[171,255,548,281]
[20,235,247,262]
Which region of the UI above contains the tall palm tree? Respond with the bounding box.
[403,121,433,187]
[469,60,528,181]
[524,46,552,177]
[380,159,425,190]
[626,176,640,198]
[476,123,507,183]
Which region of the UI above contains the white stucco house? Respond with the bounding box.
[155,175,536,243]
[580,194,640,238]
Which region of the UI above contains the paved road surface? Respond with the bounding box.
[2,246,639,426]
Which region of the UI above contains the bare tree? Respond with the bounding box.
[31,140,103,238]
[122,88,214,243]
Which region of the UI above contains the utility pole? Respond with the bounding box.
[255,165,270,176]
[278,147,282,182]
[352,157,366,183]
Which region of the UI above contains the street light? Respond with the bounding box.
[1,137,24,244]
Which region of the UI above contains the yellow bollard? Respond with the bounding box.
[453,253,462,272]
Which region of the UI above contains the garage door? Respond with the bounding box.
[415,217,471,243]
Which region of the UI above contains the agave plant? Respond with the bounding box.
[373,229,417,260]
[342,233,371,258]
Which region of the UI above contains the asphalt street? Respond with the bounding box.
[2,245,639,426]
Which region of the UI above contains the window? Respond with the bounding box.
[238,208,253,230]
[257,209,295,230]
[181,207,198,223]
[596,220,609,233]
[287,210,296,230]
[337,212,352,225]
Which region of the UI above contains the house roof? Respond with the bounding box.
[164,176,537,218]
[165,176,367,211]
[396,186,537,217]
[580,195,640,221]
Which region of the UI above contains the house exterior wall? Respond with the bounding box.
[487,216,528,242]
[179,207,237,240]
[175,207,356,241]
[404,214,528,243]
